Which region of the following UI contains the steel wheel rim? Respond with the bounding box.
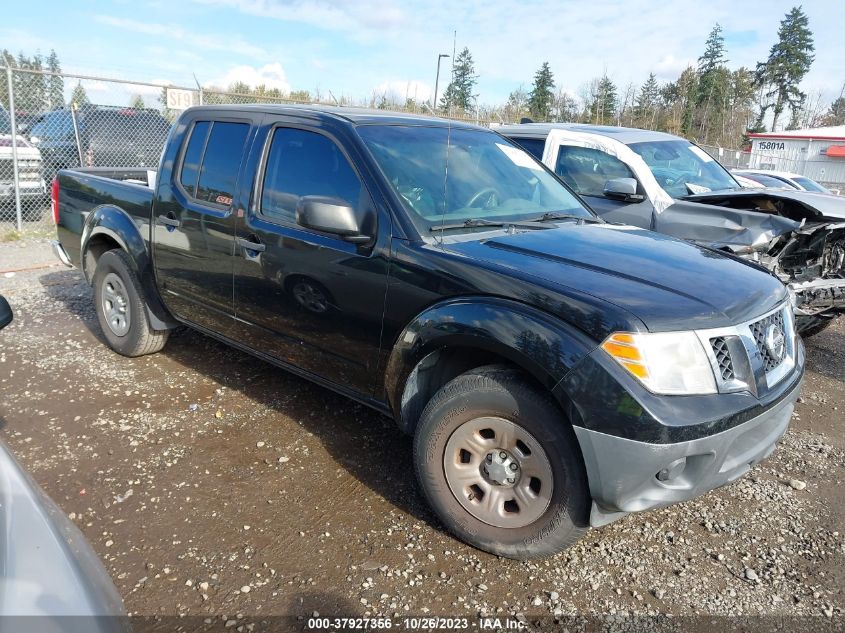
[101,272,131,336]
[293,282,328,313]
[443,416,553,529]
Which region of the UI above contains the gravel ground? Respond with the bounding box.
[0,237,843,626]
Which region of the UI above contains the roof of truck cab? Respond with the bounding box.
[496,122,682,144]
[184,104,484,129]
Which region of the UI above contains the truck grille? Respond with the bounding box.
[710,337,735,381]
[749,309,787,373]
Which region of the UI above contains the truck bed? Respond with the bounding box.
[55,167,157,270]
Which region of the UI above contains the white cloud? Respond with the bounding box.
[191,0,406,32]
[207,63,291,93]
[94,14,270,60]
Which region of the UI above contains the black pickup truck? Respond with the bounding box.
[52,105,804,559]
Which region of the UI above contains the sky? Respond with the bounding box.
[2,0,843,109]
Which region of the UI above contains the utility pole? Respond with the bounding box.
[433,53,450,111]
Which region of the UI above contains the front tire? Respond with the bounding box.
[93,249,169,357]
[413,365,589,559]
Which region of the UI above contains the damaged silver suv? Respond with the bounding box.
[501,123,845,336]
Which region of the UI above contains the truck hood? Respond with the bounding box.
[443,223,787,332]
[682,188,845,222]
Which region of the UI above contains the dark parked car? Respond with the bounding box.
[0,296,125,627]
[500,123,845,336]
[52,105,803,559]
[28,105,171,180]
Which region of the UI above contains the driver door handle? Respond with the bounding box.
[156,214,180,228]
[237,235,266,255]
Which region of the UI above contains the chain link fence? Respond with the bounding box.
[699,145,752,170]
[0,66,501,235]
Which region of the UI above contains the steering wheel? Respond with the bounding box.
[465,187,500,209]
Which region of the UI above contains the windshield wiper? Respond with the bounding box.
[430,218,552,233]
[525,211,602,224]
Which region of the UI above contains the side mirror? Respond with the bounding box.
[0,295,12,330]
[296,196,374,245]
[604,177,644,203]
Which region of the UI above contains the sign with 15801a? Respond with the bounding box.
[166,88,195,110]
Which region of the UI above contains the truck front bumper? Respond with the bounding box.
[574,377,799,526]
[557,337,804,527]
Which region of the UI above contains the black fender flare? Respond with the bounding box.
[384,296,597,433]
[81,205,177,330]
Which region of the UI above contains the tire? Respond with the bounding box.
[413,365,590,559]
[797,315,837,338]
[92,249,169,357]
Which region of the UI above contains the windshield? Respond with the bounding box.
[29,110,73,140]
[792,176,829,193]
[741,172,796,189]
[357,125,593,233]
[628,139,739,197]
[0,108,10,135]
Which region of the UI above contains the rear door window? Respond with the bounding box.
[179,120,250,206]
[555,146,634,197]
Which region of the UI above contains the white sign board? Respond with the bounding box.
[166,88,195,110]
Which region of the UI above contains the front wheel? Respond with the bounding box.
[413,365,590,559]
[93,249,169,357]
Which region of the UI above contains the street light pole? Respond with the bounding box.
[433,53,450,111]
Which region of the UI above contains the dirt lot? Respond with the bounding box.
[1,237,843,626]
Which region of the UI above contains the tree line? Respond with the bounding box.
[433,6,842,147]
[3,5,843,150]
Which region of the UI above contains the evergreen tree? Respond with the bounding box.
[635,73,660,126]
[587,74,617,124]
[439,47,477,112]
[755,6,815,131]
[129,94,146,109]
[69,82,90,108]
[528,62,555,120]
[695,25,731,141]
[46,49,64,109]
[698,24,728,76]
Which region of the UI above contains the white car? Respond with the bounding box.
[1,106,47,213]
[732,169,839,195]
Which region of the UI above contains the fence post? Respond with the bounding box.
[5,66,23,232]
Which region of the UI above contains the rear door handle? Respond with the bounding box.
[237,236,266,255]
[156,214,180,228]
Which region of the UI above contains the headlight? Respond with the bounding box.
[601,331,716,395]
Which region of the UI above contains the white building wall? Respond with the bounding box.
[749,137,845,186]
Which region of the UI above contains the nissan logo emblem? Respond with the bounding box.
[764,323,786,362]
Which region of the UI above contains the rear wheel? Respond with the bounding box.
[413,365,590,559]
[93,249,169,357]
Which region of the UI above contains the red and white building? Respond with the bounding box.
[747,125,845,187]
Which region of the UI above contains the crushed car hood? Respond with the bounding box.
[443,223,787,332]
[682,189,845,222]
